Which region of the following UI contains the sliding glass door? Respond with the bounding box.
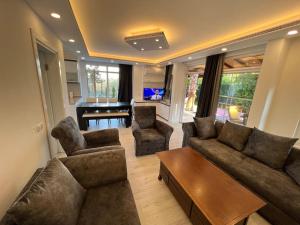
[182,74,203,122]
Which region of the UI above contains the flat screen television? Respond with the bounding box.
[143,88,164,101]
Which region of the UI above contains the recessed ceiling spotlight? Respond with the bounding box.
[81,57,85,60]
[159,46,162,49]
[135,62,139,65]
[141,48,144,51]
[221,47,228,52]
[110,60,114,63]
[69,39,75,43]
[125,32,169,51]
[287,30,298,36]
[188,56,192,60]
[76,50,81,53]
[50,13,61,19]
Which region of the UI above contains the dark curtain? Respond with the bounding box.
[118,64,133,102]
[164,65,173,90]
[196,53,225,117]
[163,65,173,100]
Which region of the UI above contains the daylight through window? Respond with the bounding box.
[86,64,119,99]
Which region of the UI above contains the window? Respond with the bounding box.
[86,64,119,99]
[215,53,263,125]
[216,72,259,125]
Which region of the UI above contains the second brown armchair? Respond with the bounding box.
[132,106,174,156]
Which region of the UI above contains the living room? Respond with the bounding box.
[1,0,300,225]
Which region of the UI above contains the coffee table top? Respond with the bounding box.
[157,147,266,225]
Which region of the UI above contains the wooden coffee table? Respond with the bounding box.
[156,147,266,225]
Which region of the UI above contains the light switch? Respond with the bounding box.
[33,122,44,133]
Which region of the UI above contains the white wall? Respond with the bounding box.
[247,38,290,129]
[132,63,187,122]
[143,65,165,88]
[264,37,300,140]
[132,65,145,102]
[0,0,67,218]
[248,36,300,145]
[169,63,187,123]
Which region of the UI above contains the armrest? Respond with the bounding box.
[131,120,141,133]
[131,120,141,137]
[60,149,127,189]
[155,120,173,149]
[71,146,124,156]
[83,128,121,148]
[182,122,197,147]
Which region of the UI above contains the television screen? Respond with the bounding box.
[143,88,164,101]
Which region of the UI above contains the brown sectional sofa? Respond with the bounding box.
[183,121,300,225]
[1,149,141,225]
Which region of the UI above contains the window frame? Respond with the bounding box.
[216,69,260,125]
[85,63,120,99]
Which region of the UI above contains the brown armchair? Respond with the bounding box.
[51,116,123,156]
[132,106,173,156]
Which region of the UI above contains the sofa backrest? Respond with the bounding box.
[0,169,43,225]
[286,147,300,164]
[134,106,156,129]
[51,116,87,156]
[1,159,86,225]
[285,147,300,185]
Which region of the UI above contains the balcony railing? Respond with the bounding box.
[216,95,253,125]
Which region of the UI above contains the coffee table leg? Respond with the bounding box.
[243,217,249,225]
[237,217,249,225]
[158,174,162,181]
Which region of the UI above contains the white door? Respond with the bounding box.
[38,49,59,157]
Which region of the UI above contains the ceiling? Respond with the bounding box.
[189,54,264,74]
[25,0,88,60]
[26,0,300,64]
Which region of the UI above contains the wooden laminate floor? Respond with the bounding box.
[87,119,271,225]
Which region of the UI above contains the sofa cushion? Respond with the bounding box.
[139,128,165,145]
[134,106,156,129]
[244,128,298,169]
[8,158,86,225]
[214,120,224,136]
[77,180,141,225]
[189,138,246,175]
[285,147,300,185]
[189,138,300,223]
[217,121,252,151]
[51,116,86,155]
[231,157,300,223]
[193,117,216,140]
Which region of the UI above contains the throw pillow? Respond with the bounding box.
[285,147,300,185]
[244,128,298,169]
[217,121,252,151]
[51,116,86,155]
[8,159,86,225]
[193,117,217,140]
